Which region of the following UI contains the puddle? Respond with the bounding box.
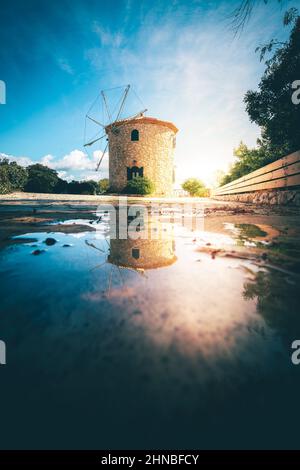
[0,207,299,449]
[223,222,280,247]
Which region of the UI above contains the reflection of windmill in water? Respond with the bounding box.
[108,211,177,271]
[85,208,177,296]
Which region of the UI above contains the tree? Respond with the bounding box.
[98,178,109,194]
[244,11,300,158]
[54,178,69,194]
[67,180,100,195]
[220,9,300,187]
[220,141,273,185]
[25,164,60,193]
[182,178,208,197]
[0,158,28,194]
[124,177,155,195]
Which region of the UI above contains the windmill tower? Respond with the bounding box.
[84,85,178,196]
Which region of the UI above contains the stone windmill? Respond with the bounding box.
[84,85,178,196]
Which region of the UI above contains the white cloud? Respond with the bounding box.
[55,149,94,171]
[0,152,33,167]
[57,170,68,180]
[1,150,109,182]
[49,149,108,173]
[40,154,55,167]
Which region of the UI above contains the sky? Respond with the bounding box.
[0,0,296,186]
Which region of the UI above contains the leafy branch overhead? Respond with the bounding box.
[245,10,300,156]
[229,0,285,36]
[255,7,299,62]
[222,8,300,186]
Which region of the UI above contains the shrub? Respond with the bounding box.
[0,158,28,194]
[123,177,155,195]
[182,178,208,197]
[98,178,109,194]
[67,180,100,195]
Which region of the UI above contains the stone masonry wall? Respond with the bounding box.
[107,120,176,196]
[213,188,300,206]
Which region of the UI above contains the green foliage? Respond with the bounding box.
[181,178,208,197]
[25,164,60,193]
[0,158,28,194]
[244,11,300,158]
[124,177,155,195]
[283,7,299,26]
[0,159,102,196]
[98,178,109,194]
[220,141,274,185]
[221,9,300,187]
[67,180,100,195]
[236,223,267,239]
[54,178,69,194]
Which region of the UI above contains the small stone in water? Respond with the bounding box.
[43,238,57,246]
[62,244,72,247]
[32,249,45,255]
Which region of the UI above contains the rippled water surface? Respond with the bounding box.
[0,205,299,449]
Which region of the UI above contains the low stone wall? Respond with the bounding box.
[213,188,300,206]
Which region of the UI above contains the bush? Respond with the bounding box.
[54,178,69,194]
[98,178,109,194]
[0,180,11,194]
[182,178,208,197]
[0,158,28,194]
[123,177,155,195]
[67,180,100,195]
[25,164,60,193]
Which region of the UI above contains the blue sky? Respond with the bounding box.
[0,0,295,184]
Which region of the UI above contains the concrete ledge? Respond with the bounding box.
[213,188,300,206]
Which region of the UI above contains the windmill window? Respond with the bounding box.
[132,248,140,259]
[131,129,139,141]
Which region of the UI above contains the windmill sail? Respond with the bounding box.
[83,85,147,172]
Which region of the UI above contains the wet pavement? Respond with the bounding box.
[0,201,299,449]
